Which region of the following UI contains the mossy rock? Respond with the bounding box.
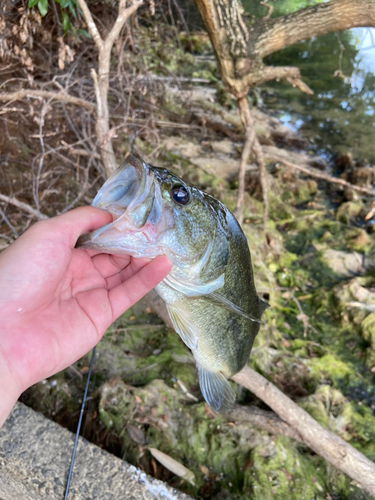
[362,313,375,346]
[336,200,363,224]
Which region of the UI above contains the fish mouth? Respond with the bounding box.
[76,154,166,257]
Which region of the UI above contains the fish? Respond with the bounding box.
[77,154,267,411]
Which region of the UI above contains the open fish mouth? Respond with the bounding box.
[76,155,167,258]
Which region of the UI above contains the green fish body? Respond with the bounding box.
[77,154,266,411]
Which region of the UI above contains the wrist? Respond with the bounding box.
[0,347,23,428]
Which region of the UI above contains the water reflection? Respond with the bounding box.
[261,27,375,164]
[242,0,375,164]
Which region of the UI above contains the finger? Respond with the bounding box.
[91,253,132,279]
[92,254,153,282]
[104,257,152,290]
[37,207,113,248]
[108,256,172,319]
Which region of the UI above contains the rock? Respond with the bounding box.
[211,139,234,155]
[0,402,191,500]
[323,249,375,278]
[308,157,327,170]
[335,152,354,170]
[336,200,364,224]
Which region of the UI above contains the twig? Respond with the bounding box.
[77,0,143,177]
[136,75,211,83]
[289,292,319,337]
[266,154,375,197]
[260,0,273,20]
[33,101,49,218]
[60,174,102,214]
[233,97,253,226]
[225,404,302,442]
[0,194,48,220]
[0,90,94,112]
[234,96,269,228]
[0,208,19,237]
[232,366,375,498]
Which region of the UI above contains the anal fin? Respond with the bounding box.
[197,364,236,412]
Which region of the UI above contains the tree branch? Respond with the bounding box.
[105,0,143,50]
[234,96,269,228]
[245,66,313,94]
[0,194,48,220]
[256,0,375,58]
[266,154,375,197]
[225,404,303,442]
[0,90,94,112]
[77,0,143,177]
[232,366,375,497]
[76,0,103,50]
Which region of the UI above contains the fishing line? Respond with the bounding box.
[63,346,96,500]
[63,82,146,499]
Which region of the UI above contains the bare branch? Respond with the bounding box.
[105,0,144,51]
[233,97,254,226]
[232,366,375,497]
[75,0,143,176]
[0,194,48,220]
[0,208,19,237]
[259,1,273,20]
[76,0,103,50]
[0,90,94,112]
[246,66,313,93]
[225,404,303,443]
[256,0,375,58]
[266,154,375,197]
[234,97,268,228]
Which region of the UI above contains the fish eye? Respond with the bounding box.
[171,185,190,205]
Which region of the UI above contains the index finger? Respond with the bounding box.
[40,206,113,248]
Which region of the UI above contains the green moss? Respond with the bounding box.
[336,200,364,224]
[250,437,327,500]
[306,354,357,386]
[362,313,375,346]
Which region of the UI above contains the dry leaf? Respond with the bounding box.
[127,424,146,445]
[148,448,195,485]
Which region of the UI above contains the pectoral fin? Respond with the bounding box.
[197,364,236,412]
[166,304,198,350]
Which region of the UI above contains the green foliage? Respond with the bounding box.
[28,0,81,35]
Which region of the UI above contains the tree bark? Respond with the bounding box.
[256,0,375,59]
[194,0,375,94]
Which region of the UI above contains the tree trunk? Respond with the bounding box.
[194,0,375,96]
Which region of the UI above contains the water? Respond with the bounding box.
[243,1,375,164]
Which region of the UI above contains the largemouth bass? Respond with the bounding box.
[78,154,267,411]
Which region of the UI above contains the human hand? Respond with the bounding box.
[0,207,172,426]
